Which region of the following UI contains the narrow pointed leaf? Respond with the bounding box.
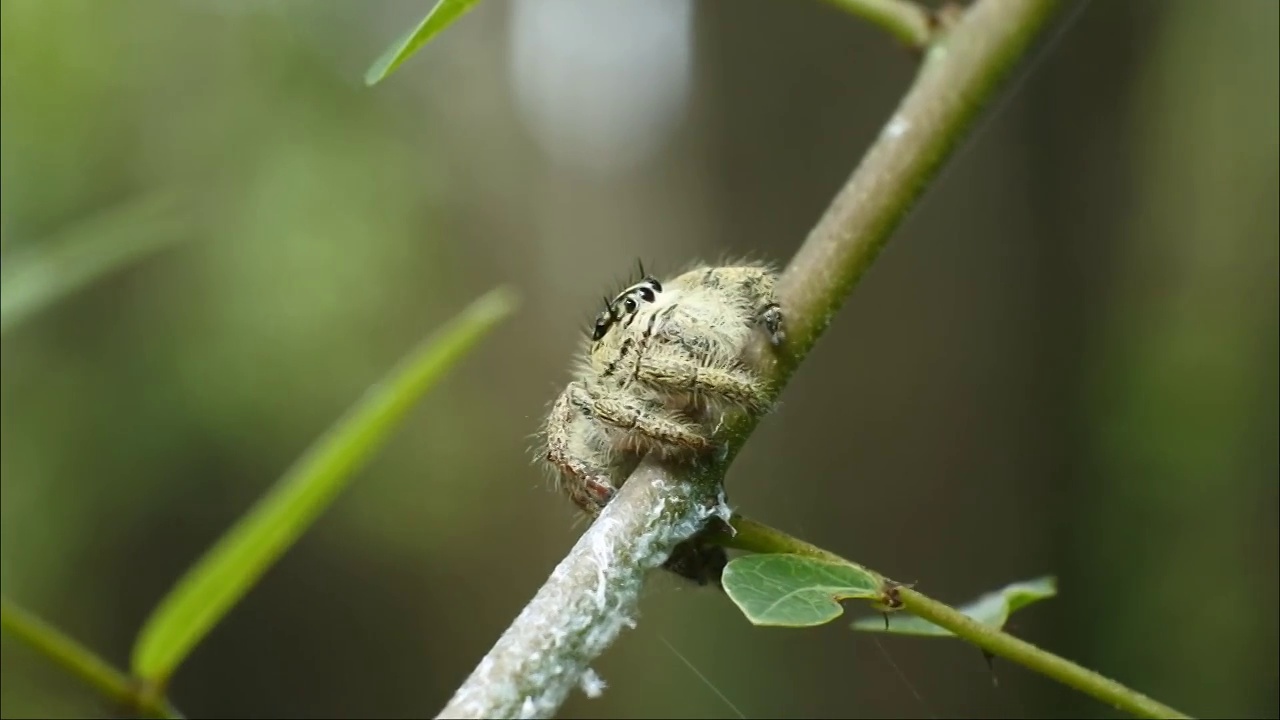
[131,286,518,683]
[722,554,882,628]
[1,194,186,335]
[852,575,1058,637]
[364,0,482,86]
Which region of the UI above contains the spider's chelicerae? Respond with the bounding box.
[540,261,785,584]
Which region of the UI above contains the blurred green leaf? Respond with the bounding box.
[852,576,1058,637]
[0,194,186,335]
[722,554,882,628]
[130,286,518,684]
[364,0,482,86]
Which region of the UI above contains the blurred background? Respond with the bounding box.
[2,0,1276,717]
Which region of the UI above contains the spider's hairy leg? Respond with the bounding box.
[544,384,619,515]
[727,264,785,347]
[569,382,713,454]
[634,351,771,414]
[686,264,785,346]
[758,302,785,347]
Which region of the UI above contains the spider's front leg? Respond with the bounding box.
[544,384,620,516]
[568,382,713,456]
[633,351,772,415]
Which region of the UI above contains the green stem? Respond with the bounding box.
[717,514,849,565]
[712,517,1194,720]
[821,0,936,49]
[897,589,1190,720]
[776,0,1064,372]
[705,0,1069,475]
[0,596,181,719]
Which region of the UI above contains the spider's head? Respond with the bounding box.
[587,276,664,344]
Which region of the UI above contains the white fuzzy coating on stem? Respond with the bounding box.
[578,668,607,699]
[435,459,725,719]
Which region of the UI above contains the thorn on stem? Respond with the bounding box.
[981,649,999,687]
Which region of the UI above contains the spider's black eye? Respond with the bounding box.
[591,312,612,341]
[637,286,655,302]
[623,296,638,313]
[649,279,662,292]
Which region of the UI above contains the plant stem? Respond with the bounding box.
[776,0,1062,373]
[714,516,1193,720]
[444,0,1065,716]
[0,596,182,719]
[821,0,936,49]
[435,462,729,719]
[716,513,851,565]
[897,589,1191,720]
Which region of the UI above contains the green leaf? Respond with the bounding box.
[852,576,1058,637]
[364,0,482,86]
[722,554,883,628]
[1,193,186,335]
[130,286,518,684]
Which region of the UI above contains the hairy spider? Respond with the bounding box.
[539,260,785,584]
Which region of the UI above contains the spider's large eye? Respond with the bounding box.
[637,286,655,302]
[622,296,638,313]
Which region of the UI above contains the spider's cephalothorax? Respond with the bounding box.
[540,261,785,585]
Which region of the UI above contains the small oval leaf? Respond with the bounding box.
[130,287,517,684]
[852,575,1058,637]
[365,0,482,86]
[722,554,882,628]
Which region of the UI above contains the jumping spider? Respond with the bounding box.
[540,261,785,585]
